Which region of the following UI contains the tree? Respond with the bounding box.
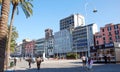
[6,0,33,69]
[8,25,18,53]
[0,0,10,71]
[0,0,33,70]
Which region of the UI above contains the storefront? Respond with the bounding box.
[90,42,120,63]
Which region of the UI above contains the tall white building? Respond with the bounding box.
[54,29,72,58]
[60,14,85,31]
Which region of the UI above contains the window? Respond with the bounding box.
[96,36,98,38]
[115,30,119,34]
[109,32,112,36]
[102,29,104,32]
[107,27,111,31]
[96,40,99,44]
[103,37,105,40]
[114,25,118,29]
[109,37,112,40]
[89,27,92,31]
[115,35,119,39]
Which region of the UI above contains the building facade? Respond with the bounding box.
[34,38,45,57]
[54,29,72,58]
[95,23,120,46]
[24,40,35,57]
[14,43,22,57]
[90,42,120,63]
[22,39,31,57]
[45,37,54,58]
[60,14,85,31]
[92,23,120,62]
[45,28,53,39]
[72,23,98,57]
[44,28,54,58]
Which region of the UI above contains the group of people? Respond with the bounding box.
[81,55,111,70]
[13,56,43,70]
[27,56,43,70]
[81,56,93,70]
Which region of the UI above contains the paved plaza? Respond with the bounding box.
[5,59,120,72]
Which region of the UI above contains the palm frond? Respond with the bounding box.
[16,6,19,15]
[20,1,33,18]
[21,3,30,18]
[0,0,2,5]
[26,1,33,8]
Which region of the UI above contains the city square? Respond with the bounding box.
[6,59,120,72]
[0,0,120,72]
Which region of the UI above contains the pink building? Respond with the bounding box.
[25,40,35,57]
[91,23,120,63]
[95,23,120,46]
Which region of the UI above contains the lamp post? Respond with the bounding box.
[86,26,90,57]
[84,1,97,57]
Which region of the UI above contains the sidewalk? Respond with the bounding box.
[5,59,25,72]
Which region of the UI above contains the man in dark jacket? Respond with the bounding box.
[36,57,42,70]
[28,57,32,68]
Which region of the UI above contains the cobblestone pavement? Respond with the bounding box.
[5,59,120,72]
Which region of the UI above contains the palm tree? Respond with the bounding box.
[0,0,10,71]
[6,0,33,69]
[8,25,18,53]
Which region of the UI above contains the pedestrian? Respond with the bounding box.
[103,55,107,64]
[36,57,42,70]
[81,56,86,68]
[28,57,32,68]
[87,57,93,70]
[14,57,17,66]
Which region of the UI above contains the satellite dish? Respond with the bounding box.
[93,9,97,13]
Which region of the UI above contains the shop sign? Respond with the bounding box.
[105,43,114,47]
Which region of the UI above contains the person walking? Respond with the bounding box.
[87,57,93,70]
[14,57,17,66]
[28,57,32,68]
[36,57,42,70]
[81,56,86,68]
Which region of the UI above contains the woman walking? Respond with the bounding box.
[87,57,93,70]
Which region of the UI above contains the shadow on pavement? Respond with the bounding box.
[69,62,120,72]
[14,67,81,72]
[13,63,120,72]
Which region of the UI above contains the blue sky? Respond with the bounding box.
[13,0,120,42]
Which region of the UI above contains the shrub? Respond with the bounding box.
[66,53,76,59]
